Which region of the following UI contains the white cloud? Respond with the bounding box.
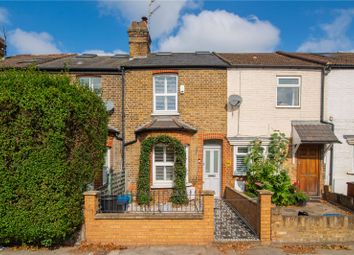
[298,9,354,52]
[0,7,9,24]
[158,10,280,52]
[8,28,61,54]
[82,49,127,56]
[98,0,200,39]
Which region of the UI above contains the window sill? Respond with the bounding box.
[151,184,174,189]
[347,172,354,176]
[151,112,180,116]
[276,106,301,109]
[233,174,247,177]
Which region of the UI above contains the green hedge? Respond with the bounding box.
[0,69,108,246]
[137,135,187,205]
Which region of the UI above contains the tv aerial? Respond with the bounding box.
[148,0,160,20]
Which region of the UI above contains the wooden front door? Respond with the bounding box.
[297,144,321,196]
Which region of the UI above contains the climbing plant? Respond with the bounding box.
[137,135,187,205]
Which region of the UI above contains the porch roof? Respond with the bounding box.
[135,117,197,134]
[292,121,340,144]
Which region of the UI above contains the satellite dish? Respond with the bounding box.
[105,101,114,113]
[228,94,242,107]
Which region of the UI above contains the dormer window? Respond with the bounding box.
[79,77,102,96]
[153,74,178,115]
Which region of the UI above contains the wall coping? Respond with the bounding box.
[83,190,100,196]
[225,186,258,205]
[95,212,204,220]
[202,190,215,196]
[257,189,274,195]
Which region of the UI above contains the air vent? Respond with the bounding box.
[77,54,97,58]
[156,52,172,56]
[195,51,211,55]
[112,54,129,58]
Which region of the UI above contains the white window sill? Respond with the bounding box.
[276,106,301,109]
[151,183,174,189]
[151,112,180,116]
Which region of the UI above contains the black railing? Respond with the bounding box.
[98,190,204,214]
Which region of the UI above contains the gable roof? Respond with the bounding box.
[277,52,354,67]
[123,52,228,68]
[216,53,322,68]
[0,54,75,68]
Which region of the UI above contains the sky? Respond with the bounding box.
[1,0,354,56]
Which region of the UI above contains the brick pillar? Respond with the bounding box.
[202,190,215,242]
[83,191,100,242]
[257,189,273,243]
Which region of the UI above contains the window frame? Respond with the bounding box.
[233,145,267,176]
[276,76,301,108]
[152,144,175,188]
[153,74,179,115]
[102,148,111,186]
[185,145,189,184]
[79,76,102,96]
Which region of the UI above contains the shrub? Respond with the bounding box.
[245,132,308,206]
[0,69,108,246]
[137,135,187,205]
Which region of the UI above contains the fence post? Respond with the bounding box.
[257,189,273,243]
[83,191,100,242]
[201,190,215,242]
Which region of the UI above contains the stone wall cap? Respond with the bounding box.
[257,189,274,195]
[202,190,215,196]
[83,190,100,196]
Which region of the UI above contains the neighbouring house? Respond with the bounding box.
[0,51,128,193]
[216,53,340,197]
[279,52,354,195]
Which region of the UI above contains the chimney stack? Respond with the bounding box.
[128,17,151,58]
[0,37,5,58]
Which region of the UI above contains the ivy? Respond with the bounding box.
[137,135,187,205]
[0,69,108,246]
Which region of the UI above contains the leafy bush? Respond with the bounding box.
[245,132,308,206]
[0,69,108,246]
[137,135,187,205]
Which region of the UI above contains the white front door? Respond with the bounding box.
[203,144,221,197]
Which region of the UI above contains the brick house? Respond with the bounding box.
[217,53,340,197]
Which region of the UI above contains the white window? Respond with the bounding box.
[103,148,110,186]
[79,77,102,96]
[234,146,267,176]
[185,145,189,184]
[276,77,300,107]
[153,145,175,187]
[153,75,178,114]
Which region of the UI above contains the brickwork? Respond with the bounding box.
[128,19,151,58]
[323,185,354,211]
[83,191,215,245]
[124,69,229,194]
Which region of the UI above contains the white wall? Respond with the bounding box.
[324,69,354,194]
[227,69,322,138]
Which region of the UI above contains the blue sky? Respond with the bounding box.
[1,1,354,56]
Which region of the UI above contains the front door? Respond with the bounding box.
[297,144,321,196]
[203,144,221,197]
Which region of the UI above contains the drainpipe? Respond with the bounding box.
[121,67,126,191]
[320,65,334,186]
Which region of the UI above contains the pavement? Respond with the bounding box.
[1,243,354,255]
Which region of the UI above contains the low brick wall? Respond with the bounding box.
[224,186,273,242]
[323,185,354,211]
[272,209,354,243]
[83,191,214,245]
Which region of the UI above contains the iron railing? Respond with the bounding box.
[98,190,204,214]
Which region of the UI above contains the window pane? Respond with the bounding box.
[92,78,102,95]
[166,146,174,162]
[166,96,176,110]
[79,77,90,86]
[213,150,219,173]
[278,78,299,85]
[166,77,177,93]
[155,96,165,110]
[156,166,164,180]
[236,155,247,175]
[237,147,248,154]
[154,146,164,162]
[155,77,165,93]
[277,87,299,106]
[205,151,210,173]
[165,166,174,180]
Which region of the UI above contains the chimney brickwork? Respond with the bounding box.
[128,17,151,58]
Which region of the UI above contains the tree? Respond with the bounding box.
[0,69,108,246]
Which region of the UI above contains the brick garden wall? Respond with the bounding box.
[83,191,215,245]
[323,185,354,211]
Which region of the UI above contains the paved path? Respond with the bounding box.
[214,199,258,241]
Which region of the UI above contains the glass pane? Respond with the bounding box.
[79,77,90,86]
[156,166,164,180]
[91,78,101,95]
[237,147,248,154]
[155,96,165,110]
[154,146,164,162]
[166,96,176,110]
[165,146,174,162]
[155,77,165,93]
[205,150,210,173]
[236,155,247,175]
[278,78,299,85]
[165,166,174,180]
[213,150,219,173]
[166,77,177,93]
[102,167,108,185]
[103,151,108,167]
[277,87,299,106]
